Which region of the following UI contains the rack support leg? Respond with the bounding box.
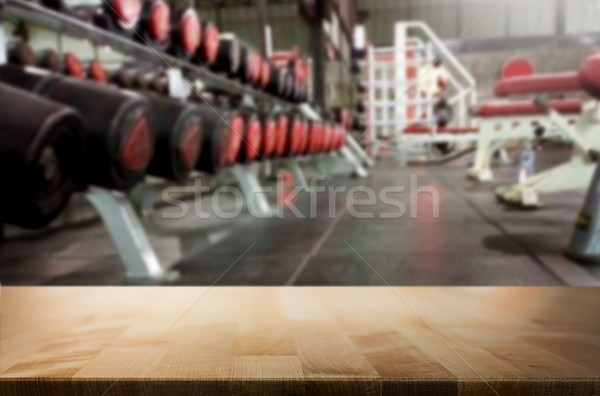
[86,189,179,281]
[231,164,273,216]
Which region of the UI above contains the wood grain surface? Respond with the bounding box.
[1,287,599,395]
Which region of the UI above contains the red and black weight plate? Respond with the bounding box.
[223,112,246,166]
[211,37,241,76]
[316,122,326,153]
[64,52,86,79]
[237,47,261,85]
[168,7,201,59]
[258,59,271,89]
[194,21,220,66]
[145,94,204,181]
[137,0,171,49]
[285,115,304,157]
[266,66,284,96]
[329,124,340,152]
[307,121,322,154]
[0,65,155,190]
[96,0,142,36]
[272,113,289,158]
[0,81,84,229]
[238,111,263,163]
[295,118,309,156]
[248,53,262,86]
[322,122,335,152]
[195,107,245,173]
[87,60,109,84]
[260,113,277,158]
[234,46,250,83]
[35,49,62,73]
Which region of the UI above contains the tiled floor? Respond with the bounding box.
[1,145,600,286]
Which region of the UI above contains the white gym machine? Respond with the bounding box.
[496,103,600,207]
[360,21,477,161]
[467,101,584,183]
[467,57,600,208]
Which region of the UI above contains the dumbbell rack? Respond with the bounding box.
[0,0,371,281]
[1,0,283,103]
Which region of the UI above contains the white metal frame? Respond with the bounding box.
[466,115,573,183]
[361,21,477,160]
[86,189,180,281]
[493,103,600,207]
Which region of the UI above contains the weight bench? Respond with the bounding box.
[467,64,587,183]
[470,54,600,208]
[467,98,584,183]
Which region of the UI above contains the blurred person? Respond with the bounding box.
[417,57,451,128]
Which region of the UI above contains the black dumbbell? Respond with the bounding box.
[0,82,84,228]
[0,65,155,190]
[168,7,201,59]
[144,94,205,181]
[195,106,246,173]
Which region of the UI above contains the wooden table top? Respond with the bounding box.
[1,287,599,395]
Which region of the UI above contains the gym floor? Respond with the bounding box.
[2,144,599,287]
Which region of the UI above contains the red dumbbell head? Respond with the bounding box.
[119,114,153,171]
[289,116,303,156]
[147,0,171,42]
[179,119,203,170]
[202,22,220,65]
[262,116,277,157]
[273,114,289,157]
[88,60,109,83]
[308,121,321,154]
[222,113,245,166]
[248,52,262,84]
[174,8,201,56]
[110,0,142,29]
[298,119,310,155]
[244,115,262,162]
[64,52,86,79]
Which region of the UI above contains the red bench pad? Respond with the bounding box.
[579,54,600,100]
[474,99,582,117]
[494,73,580,97]
[403,125,479,134]
[500,57,534,79]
